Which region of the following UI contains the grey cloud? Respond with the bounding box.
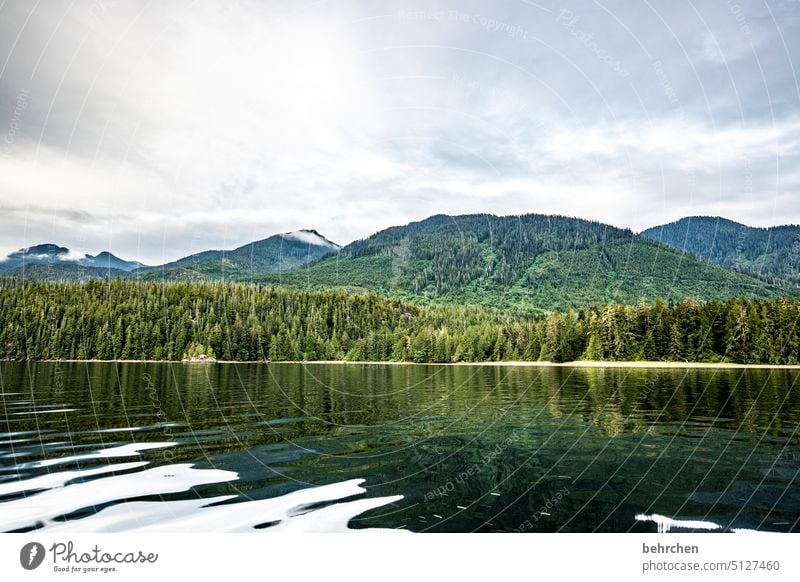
[0,0,798,263]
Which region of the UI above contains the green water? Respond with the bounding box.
[1,362,799,532]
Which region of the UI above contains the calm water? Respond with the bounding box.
[1,362,799,533]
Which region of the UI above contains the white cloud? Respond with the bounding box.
[539,118,800,168]
[0,0,799,262]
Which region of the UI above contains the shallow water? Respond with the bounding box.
[1,362,799,533]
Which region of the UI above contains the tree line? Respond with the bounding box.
[0,280,798,364]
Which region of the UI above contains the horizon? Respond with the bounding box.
[2,211,798,266]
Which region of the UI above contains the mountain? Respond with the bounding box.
[0,230,340,282]
[3,218,795,313]
[0,243,146,275]
[259,213,797,312]
[641,216,800,285]
[137,229,340,280]
[90,251,146,271]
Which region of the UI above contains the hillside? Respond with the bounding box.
[4,216,796,313]
[260,214,796,312]
[2,263,132,281]
[642,216,800,285]
[135,229,340,279]
[2,279,799,364]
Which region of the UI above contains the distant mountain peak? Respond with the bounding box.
[9,243,70,257]
[4,243,87,262]
[0,243,145,273]
[87,251,147,270]
[279,230,340,248]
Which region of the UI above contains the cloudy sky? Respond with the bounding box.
[1,0,799,264]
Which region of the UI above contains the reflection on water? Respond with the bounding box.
[635,514,721,533]
[21,442,177,469]
[1,362,799,532]
[0,440,401,532]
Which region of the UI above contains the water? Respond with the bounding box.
[1,362,799,533]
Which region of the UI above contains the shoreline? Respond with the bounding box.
[6,359,800,369]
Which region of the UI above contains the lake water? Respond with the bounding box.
[1,362,799,533]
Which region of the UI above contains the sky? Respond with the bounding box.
[1,0,799,265]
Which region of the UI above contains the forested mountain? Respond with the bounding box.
[0,243,146,274]
[3,216,796,314]
[0,230,340,282]
[137,229,340,279]
[260,214,795,312]
[642,216,800,285]
[1,263,133,281]
[2,280,799,364]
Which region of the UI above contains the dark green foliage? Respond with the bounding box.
[10,215,797,315]
[261,214,796,312]
[1,280,799,364]
[642,216,800,285]
[183,341,216,360]
[1,263,133,281]
[342,213,630,292]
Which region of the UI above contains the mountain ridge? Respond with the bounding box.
[135,229,340,279]
[0,243,146,273]
[258,213,797,312]
[2,215,797,312]
[641,216,800,285]
[0,229,341,280]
